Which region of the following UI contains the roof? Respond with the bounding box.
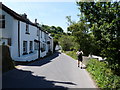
[1,3,40,29]
[0,3,54,34]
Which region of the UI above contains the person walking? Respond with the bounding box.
[76,49,83,69]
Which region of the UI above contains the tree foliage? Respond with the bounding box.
[59,35,79,51]
[75,1,120,73]
[66,1,120,73]
[67,21,95,55]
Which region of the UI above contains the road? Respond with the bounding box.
[3,52,97,89]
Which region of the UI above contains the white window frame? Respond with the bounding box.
[29,41,33,53]
[23,41,27,55]
[0,15,5,28]
[41,43,46,52]
[26,23,29,34]
[41,31,42,38]
[34,41,38,50]
[37,29,39,36]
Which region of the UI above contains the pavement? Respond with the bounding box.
[2,52,98,89]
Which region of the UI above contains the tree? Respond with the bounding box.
[66,16,95,55]
[59,35,79,51]
[56,26,64,33]
[77,1,120,73]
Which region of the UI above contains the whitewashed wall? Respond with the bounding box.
[1,8,53,61]
[0,9,19,59]
[0,10,13,38]
[10,19,18,60]
[15,21,39,61]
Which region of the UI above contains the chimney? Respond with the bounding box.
[35,19,37,24]
[22,13,27,18]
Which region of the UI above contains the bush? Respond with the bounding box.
[87,59,120,89]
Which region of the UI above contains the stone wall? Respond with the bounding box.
[0,45,15,73]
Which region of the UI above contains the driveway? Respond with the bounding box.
[2,52,97,88]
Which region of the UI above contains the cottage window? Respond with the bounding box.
[41,43,46,52]
[8,38,11,46]
[37,29,39,36]
[43,43,46,51]
[34,41,38,50]
[26,24,29,34]
[0,15,5,28]
[29,41,33,53]
[23,41,28,55]
[47,41,50,44]
[44,33,47,42]
[41,31,42,38]
[44,33,46,39]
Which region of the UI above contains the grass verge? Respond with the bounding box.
[87,59,120,89]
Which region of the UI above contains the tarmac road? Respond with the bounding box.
[2,52,97,89]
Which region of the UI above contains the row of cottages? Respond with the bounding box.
[0,3,53,62]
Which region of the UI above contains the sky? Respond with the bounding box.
[2,1,80,32]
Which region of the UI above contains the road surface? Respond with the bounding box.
[3,52,97,88]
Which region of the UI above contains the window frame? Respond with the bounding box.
[29,41,33,53]
[41,31,42,38]
[41,43,46,52]
[23,41,28,55]
[37,29,39,36]
[34,41,38,50]
[25,23,30,34]
[0,15,5,28]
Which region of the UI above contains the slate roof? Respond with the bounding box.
[1,3,40,28]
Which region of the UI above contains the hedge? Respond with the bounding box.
[87,59,120,89]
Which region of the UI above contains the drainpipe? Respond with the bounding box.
[38,27,40,59]
[18,21,20,57]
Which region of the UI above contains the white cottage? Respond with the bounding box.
[40,31,53,58]
[0,3,53,62]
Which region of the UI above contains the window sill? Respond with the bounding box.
[25,32,30,35]
[41,51,45,52]
[23,53,28,55]
[41,50,45,52]
[29,51,33,54]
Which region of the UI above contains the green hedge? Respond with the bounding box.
[87,59,120,89]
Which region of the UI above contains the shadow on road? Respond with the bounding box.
[28,51,61,66]
[3,52,77,88]
[2,68,76,89]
